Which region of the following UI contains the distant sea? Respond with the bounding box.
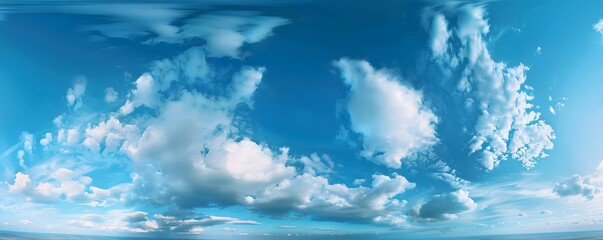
[1,230,603,240]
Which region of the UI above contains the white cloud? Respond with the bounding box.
[249,174,415,225]
[64,5,288,58]
[150,46,211,85]
[298,153,334,175]
[334,58,438,169]
[66,75,87,110]
[69,210,258,234]
[39,132,53,148]
[66,128,80,146]
[429,161,469,189]
[53,115,63,127]
[8,167,125,206]
[57,129,66,143]
[64,4,185,40]
[598,160,603,171]
[113,48,300,210]
[17,150,26,168]
[34,168,92,201]
[20,132,34,153]
[427,14,450,58]
[177,14,289,57]
[411,190,477,221]
[82,116,137,154]
[105,87,118,103]
[553,174,599,200]
[19,219,32,225]
[594,19,603,40]
[425,5,554,170]
[229,66,265,106]
[8,172,31,193]
[353,179,366,185]
[120,47,213,116]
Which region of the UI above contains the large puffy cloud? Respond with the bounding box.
[83,48,417,227]
[119,61,296,208]
[424,5,554,170]
[334,58,439,169]
[411,190,477,221]
[553,174,599,200]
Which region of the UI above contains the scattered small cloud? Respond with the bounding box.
[104,87,118,103]
[540,210,552,215]
[19,220,32,225]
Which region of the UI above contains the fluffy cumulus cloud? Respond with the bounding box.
[424,5,554,170]
[3,41,422,231]
[39,133,53,149]
[553,174,599,200]
[334,58,439,169]
[8,172,30,193]
[411,190,477,221]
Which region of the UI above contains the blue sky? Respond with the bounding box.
[1,1,603,239]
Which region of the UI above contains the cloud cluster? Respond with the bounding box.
[248,173,415,225]
[0,30,422,230]
[553,174,599,200]
[334,58,439,169]
[424,5,554,170]
[6,168,126,206]
[112,50,417,226]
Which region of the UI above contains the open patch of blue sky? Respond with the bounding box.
[1,0,603,239]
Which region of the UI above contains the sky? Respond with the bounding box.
[1,0,603,239]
